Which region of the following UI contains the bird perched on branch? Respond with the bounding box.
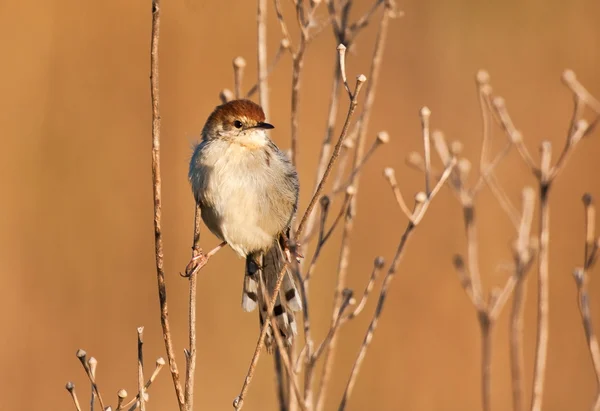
[189,99,302,350]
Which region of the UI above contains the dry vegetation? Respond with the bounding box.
[65,1,600,410]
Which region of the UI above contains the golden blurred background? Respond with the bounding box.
[1,0,600,410]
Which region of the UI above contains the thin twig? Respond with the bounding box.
[233,57,247,100]
[184,205,201,410]
[149,1,185,408]
[137,327,146,411]
[574,194,600,411]
[420,107,432,196]
[66,382,82,411]
[89,357,97,411]
[509,187,536,411]
[257,0,269,115]
[116,389,127,411]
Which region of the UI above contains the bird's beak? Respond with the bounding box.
[256,122,274,130]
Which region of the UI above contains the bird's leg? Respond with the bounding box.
[183,241,227,277]
[279,232,303,263]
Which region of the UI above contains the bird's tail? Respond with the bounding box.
[242,241,302,351]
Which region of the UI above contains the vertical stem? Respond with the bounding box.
[530,183,550,411]
[257,0,269,116]
[510,276,526,411]
[138,327,146,411]
[150,1,185,408]
[290,46,306,167]
[185,205,201,410]
[480,317,492,411]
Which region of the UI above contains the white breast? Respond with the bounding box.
[189,138,294,257]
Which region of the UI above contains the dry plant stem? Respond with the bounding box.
[149,1,185,408]
[316,10,391,410]
[530,143,551,411]
[137,327,146,411]
[420,107,432,195]
[76,350,106,410]
[509,187,537,411]
[66,383,82,411]
[480,317,492,411]
[290,42,306,167]
[234,61,367,411]
[574,194,600,410]
[257,0,269,115]
[184,205,201,410]
[121,358,166,410]
[233,57,246,99]
[89,357,97,411]
[116,390,127,411]
[510,273,527,411]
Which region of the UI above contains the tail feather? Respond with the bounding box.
[242,240,302,351]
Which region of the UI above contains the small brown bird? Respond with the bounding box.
[188,99,302,349]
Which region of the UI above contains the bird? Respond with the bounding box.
[188,99,302,350]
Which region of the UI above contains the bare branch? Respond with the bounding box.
[149,1,185,407]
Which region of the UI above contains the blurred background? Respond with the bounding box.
[1,0,600,410]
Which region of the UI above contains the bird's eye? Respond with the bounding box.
[233,120,243,129]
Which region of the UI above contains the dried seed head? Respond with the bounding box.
[374,256,385,268]
[407,151,423,167]
[415,191,427,203]
[233,56,246,68]
[118,389,128,399]
[346,185,356,196]
[476,70,490,85]
[449,141,463,155]
[383,167,395,178]
[376,131,390,144]
[562,69,576,86]
[357,74,367,83]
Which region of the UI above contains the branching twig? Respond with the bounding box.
[76,350,106,410]
[338,107,456,410]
